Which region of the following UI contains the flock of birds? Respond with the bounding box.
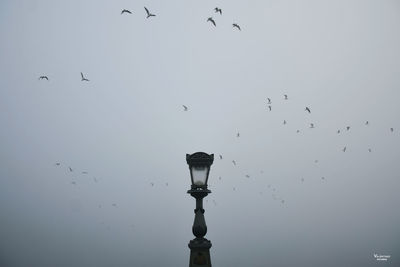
[35,5,397,232]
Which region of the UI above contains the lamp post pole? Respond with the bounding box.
[186,152,213,267]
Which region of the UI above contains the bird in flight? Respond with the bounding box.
[284,94,288,100]
[283,120,287,125]
[390,127,394,132]
[245,175,250,178]
[232,160,236,166]
[54,162,61,166]
[368,148,372,152]
[39,76,49,80]
[365,121,369,125]
[267,98,272,104]
[296,129,300,133]
[214,7,222,15]
[219,155,223,160]
[81,171,88,174]
[237,132,240,137]
[232,23,241,30]
[346,126,350,131]
[207,17,216,26]
[68,167,73,172]
[144,7,155,18]
[81,72,89,81]
[310,123,315,128]
[182,105,188,111]
[343,146,347,152]
[268,105,272,111]
[305,107,311,113]
[337,129,341,134]
[121,9,132,14]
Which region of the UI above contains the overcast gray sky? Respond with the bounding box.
[0,0,399,266]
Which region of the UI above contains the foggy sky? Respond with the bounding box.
[0,0,399,266]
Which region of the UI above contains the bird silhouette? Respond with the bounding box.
[343,146,347,152]
[365,121,369,125]
[69,167,73,172]
[82,171,88,174]
[144,7,155,18]
[182,105,188,111]
[219,155,223,160]
[237,132,240,137]
[390,127,394,132]
[81,72,89,81]
[232,23,241,30]
[207,17,216,26]
[121,9,132,14]
[346,126,350,131]
[39,76,49,80]
[267,98,272,104]
[305,107,311,113]
[310,123,315,128]
[245,175,250,178]
[284,94,288,100]
[268,105,272,111]
[337,130,341,134]
[55,162,60,166]
[283,120,287,125]
[232,160,236,166]
[214,7,222,15]
[368,148,372,152]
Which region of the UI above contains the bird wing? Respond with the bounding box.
[81,72,84,79]
[144,7,150,15]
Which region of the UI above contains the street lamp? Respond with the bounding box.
[187,152,214,267]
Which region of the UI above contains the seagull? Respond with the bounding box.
[214,7,222,15]
[267,98,272,104]
[284,94,288,100]
[81,72,89,81]
[346,126,350,131]
[237,132,240,137]
[305,107,311,113]
[39,76,49,80]
[219,155,223,160]
[68,167,73,172]
[268,105,272,111]
[121,9,132,14]
[343,146,347,152]
[182,105,188,111]
[232,23,241,30]
[310,123,315,128]
[207,17,216,27]
[144,7,155,18]
[232,160,236,166]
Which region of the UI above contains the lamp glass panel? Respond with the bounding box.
[191,166,209,186]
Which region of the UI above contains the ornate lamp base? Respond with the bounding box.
[189,238,212,267]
